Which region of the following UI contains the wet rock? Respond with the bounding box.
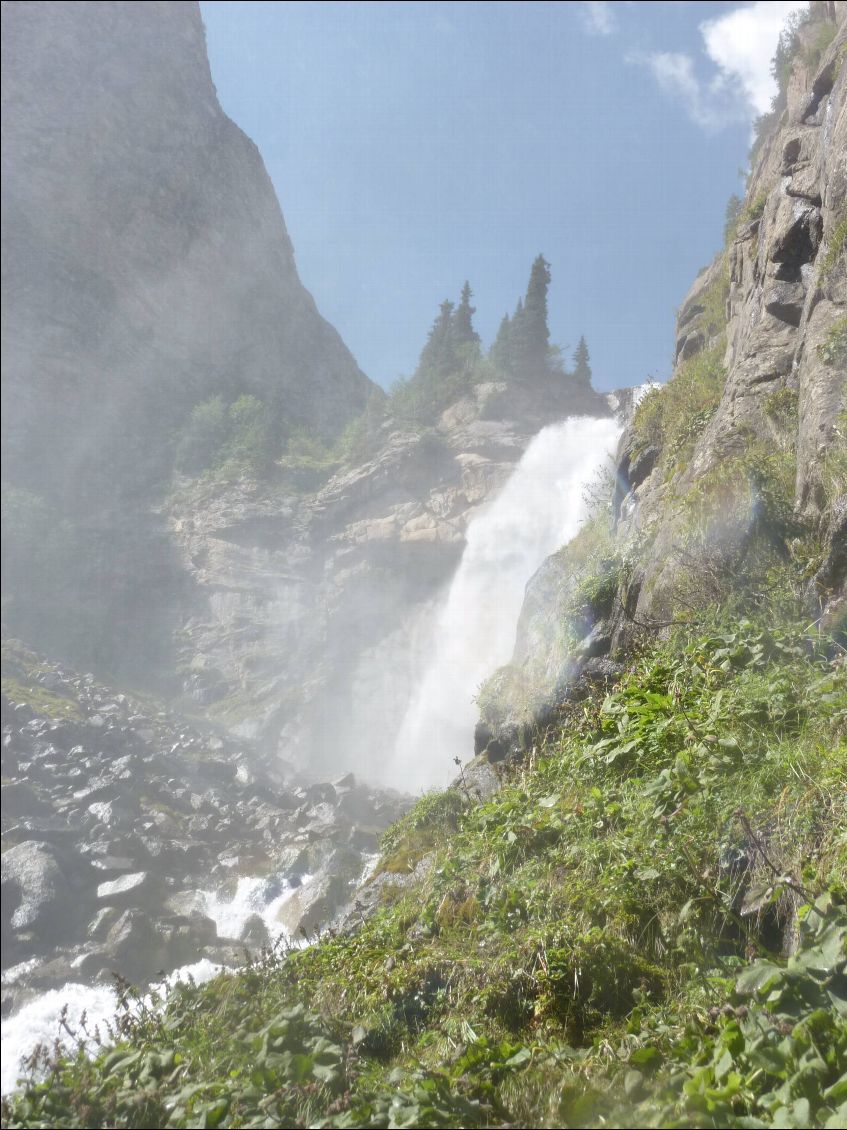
[239,914,270,950]
[96,871,158,907]
[2,841,78,940]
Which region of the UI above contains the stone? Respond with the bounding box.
[96,872,154,905]
[2,841,76,938]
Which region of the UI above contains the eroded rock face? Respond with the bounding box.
[1,1,372,487]
[616,13,846,632]
[477,8,846,755]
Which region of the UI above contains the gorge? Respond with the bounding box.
[1,2,845,1127]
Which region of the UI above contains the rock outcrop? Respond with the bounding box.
[478,4,846,757]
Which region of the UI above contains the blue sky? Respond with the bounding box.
[199,1,806,391]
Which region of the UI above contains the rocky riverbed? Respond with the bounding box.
[1,639,409,1022]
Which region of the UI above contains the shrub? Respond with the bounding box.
[174,394,275,478]
[174,395,229,474]
[820,213,847,278]
[223,394,274,474]
[631,346,727,478]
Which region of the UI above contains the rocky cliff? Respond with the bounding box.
[2,0,373,487]
[478,2,846,755]
[1,0,375,675]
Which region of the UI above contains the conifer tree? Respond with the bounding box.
[509,297,532,377]
[523,254,551,376]
[573,335,592,388]
[416,299,456,379]
[490,312,513,374]
[506,256,553,381]
[452,281,480,350]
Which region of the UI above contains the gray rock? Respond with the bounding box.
[96,872,155,905]
[2,841,76,937]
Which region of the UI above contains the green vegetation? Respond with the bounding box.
[802,20,838,70]
[5,602,844,1128]
[173,388,390,490]
[818,316,847,368]
[749,6,836,169]
[632,344,727,477]
[571,336,593,389]
[821,409,847,513]
[175,394,275,479]
[724,194,768,245]
[820,215,847,279]
[385,259,593,431]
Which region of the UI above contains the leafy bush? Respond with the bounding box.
[818,316,847,367]
[175,394,274,478]
[174,395,229,475]
[223,394,274,473]
[803,19,838,69]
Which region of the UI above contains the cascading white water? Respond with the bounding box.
[385,414,622,792]
[0,960,222,1095]
[0,874,318,1095]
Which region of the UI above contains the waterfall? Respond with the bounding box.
[385,414,622,792]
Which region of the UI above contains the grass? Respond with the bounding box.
[631,344,727,478]
[0,640,83,720]
[4,600,845,1129]
[820,213,847,279]
[0,677,83,721]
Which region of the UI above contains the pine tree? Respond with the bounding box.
[523,254,551,377]
[573,335,592,388]
[416,299,456,379]
[490,312,513,374]
[452,281,480,349]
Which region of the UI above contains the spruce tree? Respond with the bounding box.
[573,335,592,388]
[506,256,552,382]
[509,297,532,378]
[416,299,456,379]
[452,281,480,350]
[523,254,551,377]
[490,313,513,374]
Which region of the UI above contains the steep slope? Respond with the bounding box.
[1,0,376,676]
[478,4,846,749]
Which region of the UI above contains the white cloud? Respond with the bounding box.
[580,1,617,37]
[639,50,732,131]
[634,1,810,132]
[701,0,808,117]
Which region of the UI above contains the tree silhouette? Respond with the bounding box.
[573,335,592,388]
[452,281,480,350]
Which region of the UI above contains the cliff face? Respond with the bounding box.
[479,4,846,754]
[1,0,375,676]
[2,1,373,500]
